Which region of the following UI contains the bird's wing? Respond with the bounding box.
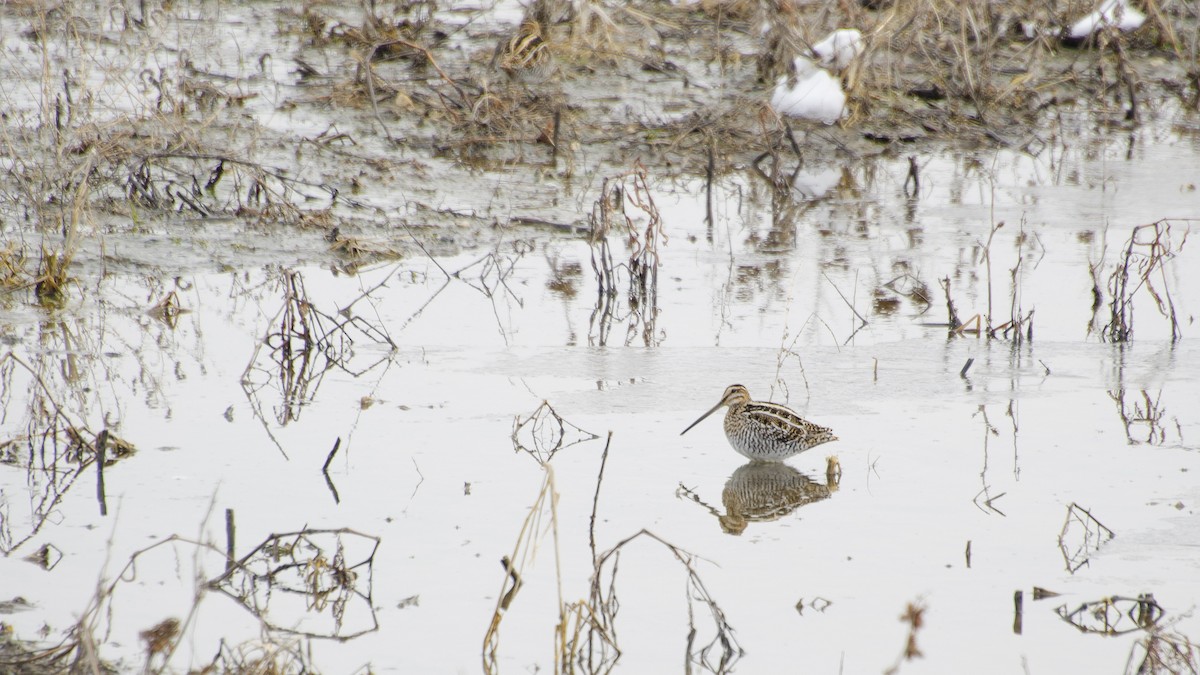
[743,404,822,441]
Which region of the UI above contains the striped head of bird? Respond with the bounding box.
[680,384,751,436]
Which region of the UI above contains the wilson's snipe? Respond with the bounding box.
[496,20,553,78]
[680,384,837,461]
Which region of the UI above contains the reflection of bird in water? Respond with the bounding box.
[680,384,837,461]
[719,457,841,535]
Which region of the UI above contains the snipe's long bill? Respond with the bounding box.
[680,384,837,462]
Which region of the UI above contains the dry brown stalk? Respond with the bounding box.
[1103,219,1189,342]
[883,600,927,674]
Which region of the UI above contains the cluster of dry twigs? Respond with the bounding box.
[938,218,1038,343]
[1058,501,1115,574]
[4,0,1193,306]
[512,400,600,463]
[2,321,383,673]
[0,353,136,555]
[1,518,377,675]
[588,163,666,346]
[487,430,744,674]
[1101,219,1189,342]
[241,268,395,445]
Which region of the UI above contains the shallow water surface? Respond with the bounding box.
[2,1,1200,672]
[3,129,1199,673]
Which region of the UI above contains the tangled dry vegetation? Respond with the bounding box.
[0,0,1196,303]
[485,433,745,674]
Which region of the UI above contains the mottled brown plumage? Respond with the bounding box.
[681,384,837,461]
[496,20,553,80]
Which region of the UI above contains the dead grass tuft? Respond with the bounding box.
[884,599,927,674]
[1102,219,1190,343]
[588,163,665,346]
[485,435,743,674]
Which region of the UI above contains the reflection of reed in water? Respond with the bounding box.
[718,457,840,535]
[1056,593,1163,636]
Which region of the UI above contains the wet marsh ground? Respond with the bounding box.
[1,0,1200,673]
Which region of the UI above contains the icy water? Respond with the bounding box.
[2,0,1200,673]
[3,128,1199,674]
